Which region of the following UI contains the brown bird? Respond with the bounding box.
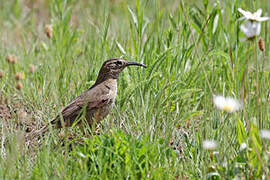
[34,58,146,136]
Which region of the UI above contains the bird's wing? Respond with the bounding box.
[60,83,112,121]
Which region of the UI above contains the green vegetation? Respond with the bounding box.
[0,0,269,179]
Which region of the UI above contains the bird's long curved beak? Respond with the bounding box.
[127,61,147,68]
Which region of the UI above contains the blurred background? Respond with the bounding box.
[0,0,270,179]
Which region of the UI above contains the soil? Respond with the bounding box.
[0,98,11,120]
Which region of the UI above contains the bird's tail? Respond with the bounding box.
[25,116,63,140]
[25,125,49,140]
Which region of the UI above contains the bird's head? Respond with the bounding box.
[96,58,146,83]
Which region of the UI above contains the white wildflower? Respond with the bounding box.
[203,140,217,150]
[238,8,269,39]
[240,143,247,151]
[238,8,269,22]
[260,129,270,139]
[213,95,241,113]
[240,21,261,39]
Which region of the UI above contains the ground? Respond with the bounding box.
[0,0,270,179]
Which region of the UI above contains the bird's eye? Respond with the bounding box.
[116,61,122,65]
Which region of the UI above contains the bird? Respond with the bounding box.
[32,58,146,136]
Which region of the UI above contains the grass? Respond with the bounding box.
[0,0,270,179]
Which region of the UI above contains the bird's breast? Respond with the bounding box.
[93,78,118,122]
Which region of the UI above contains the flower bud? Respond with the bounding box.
[16,82,23,90]
[6,54,17,64]
[29,64,36,73]
[15,72,23,81]
[44,24,53,38]
[0,71,4,79]
[258,38,265,52]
